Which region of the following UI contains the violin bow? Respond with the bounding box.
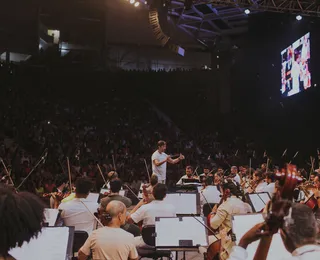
[97,164,108,187]
[112,154,117,171]
[0,158,14,186]
[79,200,104,227]
[66,157,72,192]
[143,159,151,183]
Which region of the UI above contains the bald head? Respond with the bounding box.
[106,200,126,218]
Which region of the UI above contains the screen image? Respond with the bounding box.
[281,32,311,97]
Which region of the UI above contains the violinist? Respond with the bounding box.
[176,166,199,185]
[100,179,132,210]
[208,181,252,260]
[78,201,139,260]
[228,203,320,260]
[58,177,99,235]
[246,171,267,194]
[49,174,69,208]
[127,184,176,251]
[263,172,276,196]
[200,176,221,207]
[231,166,241,185]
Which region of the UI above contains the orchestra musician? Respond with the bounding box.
[100,179,132,210]
[231,166,241,185]
[78,201,139,260]
[207,181,252,260]
[246,171,267,194]
[58,177,99,235]
[151,140,185,184]
[49,174,69,208]
[200,176,221,207]
[127,184,176,252]
[263,172,276,196]
[228,203,320,260]
[0,185,45,260]
[176,165,199,185]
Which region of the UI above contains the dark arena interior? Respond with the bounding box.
[0,0,320,260]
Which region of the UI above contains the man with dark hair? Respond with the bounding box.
[58,177,99,235]
[100,179,132,211]
[228,203,320,260]
[78,201,138,260]
[151,140,185,184]
[0,186,45,259]
[127,184,176,251]
[127,183,175,226]
[264,172,276,196]
[176,165,199,185]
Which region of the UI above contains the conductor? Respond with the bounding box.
[151,140,185,184]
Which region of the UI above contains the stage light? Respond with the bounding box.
[130,0,135,4]
[244,9,250,14]
[145,1,148,4]
[134,1,140,6]
[296,15,302,20]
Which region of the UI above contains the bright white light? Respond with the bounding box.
[296,15,302,20]
[144,1,148,4]
[244,9,250,15]
[130,0,135,4]
[134,1,139,6]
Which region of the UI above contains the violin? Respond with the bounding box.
[43,191,71,201]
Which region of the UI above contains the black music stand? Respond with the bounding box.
[155,216,208,260]
[246,192,271,212]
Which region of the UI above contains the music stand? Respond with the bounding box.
[155,216,208,259]
[9,226,75,260]
[246,192,271,212]
[44,208,61,227]
[164,193,200,215]
[232,213,290,260]
[182,179,200,184]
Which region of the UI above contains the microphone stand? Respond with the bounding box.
[16,150,47,191]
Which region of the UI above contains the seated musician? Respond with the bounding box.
[78,201,138,260]
[263,172,276,196]
[50,174,69,208]
[127,184,176,248]
[176,165,199,185]
[100,179,132,210]
[313,175,320,208]
[246,171,267,193]
[58,177,99,235]
[0,185,45,260]
[104,171,118,190]
[200,176,221,207]
[228,203,320,260]
[231,166,241,185]
[207,181,252,260]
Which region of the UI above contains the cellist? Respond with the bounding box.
[207,181,252,260]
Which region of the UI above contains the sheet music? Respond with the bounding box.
[258,193,271,205]
[164,193,198,214]
[44,208,59,227]
[232,214,291,260]
[248,194,266,212]
[155,217,208,247]
[9,227,70,260]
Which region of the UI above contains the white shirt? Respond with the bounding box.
[263,182,276,196]
[255,182,268,193]
[58,198,99,235]
[176,175,199,185]
[200,186,221,206]
[131,200,176,226]
[151,150,167,181]
[234,174,241,184]
[80,226,138,260]
[228,244,320,260]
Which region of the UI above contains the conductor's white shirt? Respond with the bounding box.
[152,150,167,181]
